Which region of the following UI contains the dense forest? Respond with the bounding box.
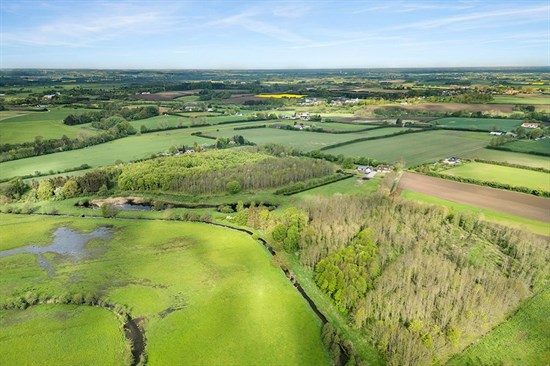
[117,150,335,195]
[233,193,549,365]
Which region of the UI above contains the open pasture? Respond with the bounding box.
[431,117,522,131]
[0,108,98,144]
[324,130,489,166]
[0,215,329,366]
[442,162,550,192]
[1,305,130,365]
[0,131,212,180]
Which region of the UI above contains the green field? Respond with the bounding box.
[1,305,130,365]
[490,95,550,105]
[211,127,408,151]
[465,148,550,169]
[448,288,550,365]
[402,190,550,236]
[0,108,99,144]
[499,138,550,155]
[324,130,490,167]
[0,214,329,365]
[0,131,212,180]
[432,117,522,131]
[293,176,380,200]
[442,162,550,191]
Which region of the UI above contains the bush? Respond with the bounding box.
[226,180,241,194]
[101,203,118,218]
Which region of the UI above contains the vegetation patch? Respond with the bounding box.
[0,215,330,366]
[440,162,550,195]
[448,288,550,365]
[0,304,130,365]
[431,117,522,131]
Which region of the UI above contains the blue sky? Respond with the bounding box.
[1,0,549,68]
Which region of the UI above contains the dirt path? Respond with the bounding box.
[399,172,550,223]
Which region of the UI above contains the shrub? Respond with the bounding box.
[226,180,241,194]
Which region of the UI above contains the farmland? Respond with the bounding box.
[498,138,550,155]
[431,117,522,131]
[0,108,98,144]
[324,130,490,166]
[448,288,550,366]
[1,67,549,366]
[0,214,330,366]
[0,131,212,180]
[465,148,550,168]
[1,304,130,365]
[401,190,549,236]
[398,172,550,222]
[442,161,550,192]
[490,95,550,105]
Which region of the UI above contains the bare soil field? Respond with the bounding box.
[223,94,264,103]
[135,90,201,101]
[399,172,550,223]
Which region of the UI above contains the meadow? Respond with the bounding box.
[0,214,330,366]
[0,108,98,144]
[0,304,130,365]
[0,131,212,180]
[431,117,523,131]
[324,130,490,166]
[442,162,550,191]
[498,138,550,155]
[448,288,550,365]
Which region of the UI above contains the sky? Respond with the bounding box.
[1,0,549,69]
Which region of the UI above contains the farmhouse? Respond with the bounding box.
[365,171,377,179]
[376,165,392,173]
[444,157,461,165]
[521,122,540,129]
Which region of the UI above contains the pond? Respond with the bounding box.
[0,227,113,274]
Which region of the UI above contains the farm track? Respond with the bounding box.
[399,172,550,223]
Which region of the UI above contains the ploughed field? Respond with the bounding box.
[0,214,329,365]
[399,172,550,223]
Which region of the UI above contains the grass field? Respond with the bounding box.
[0,108,99,144]
[401,190,549,236]
[211,126,408,151]
[0,304,130,365]
[293,176,380,200]
[465,148,550,169]
[0,131,212,180]
[442,162,550,191]
[490,95,550,105]
[0,214,329,366]
[431,117,522,131]
[448,288,550,365]
[499,138,550,155]
[324,130,490,167]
